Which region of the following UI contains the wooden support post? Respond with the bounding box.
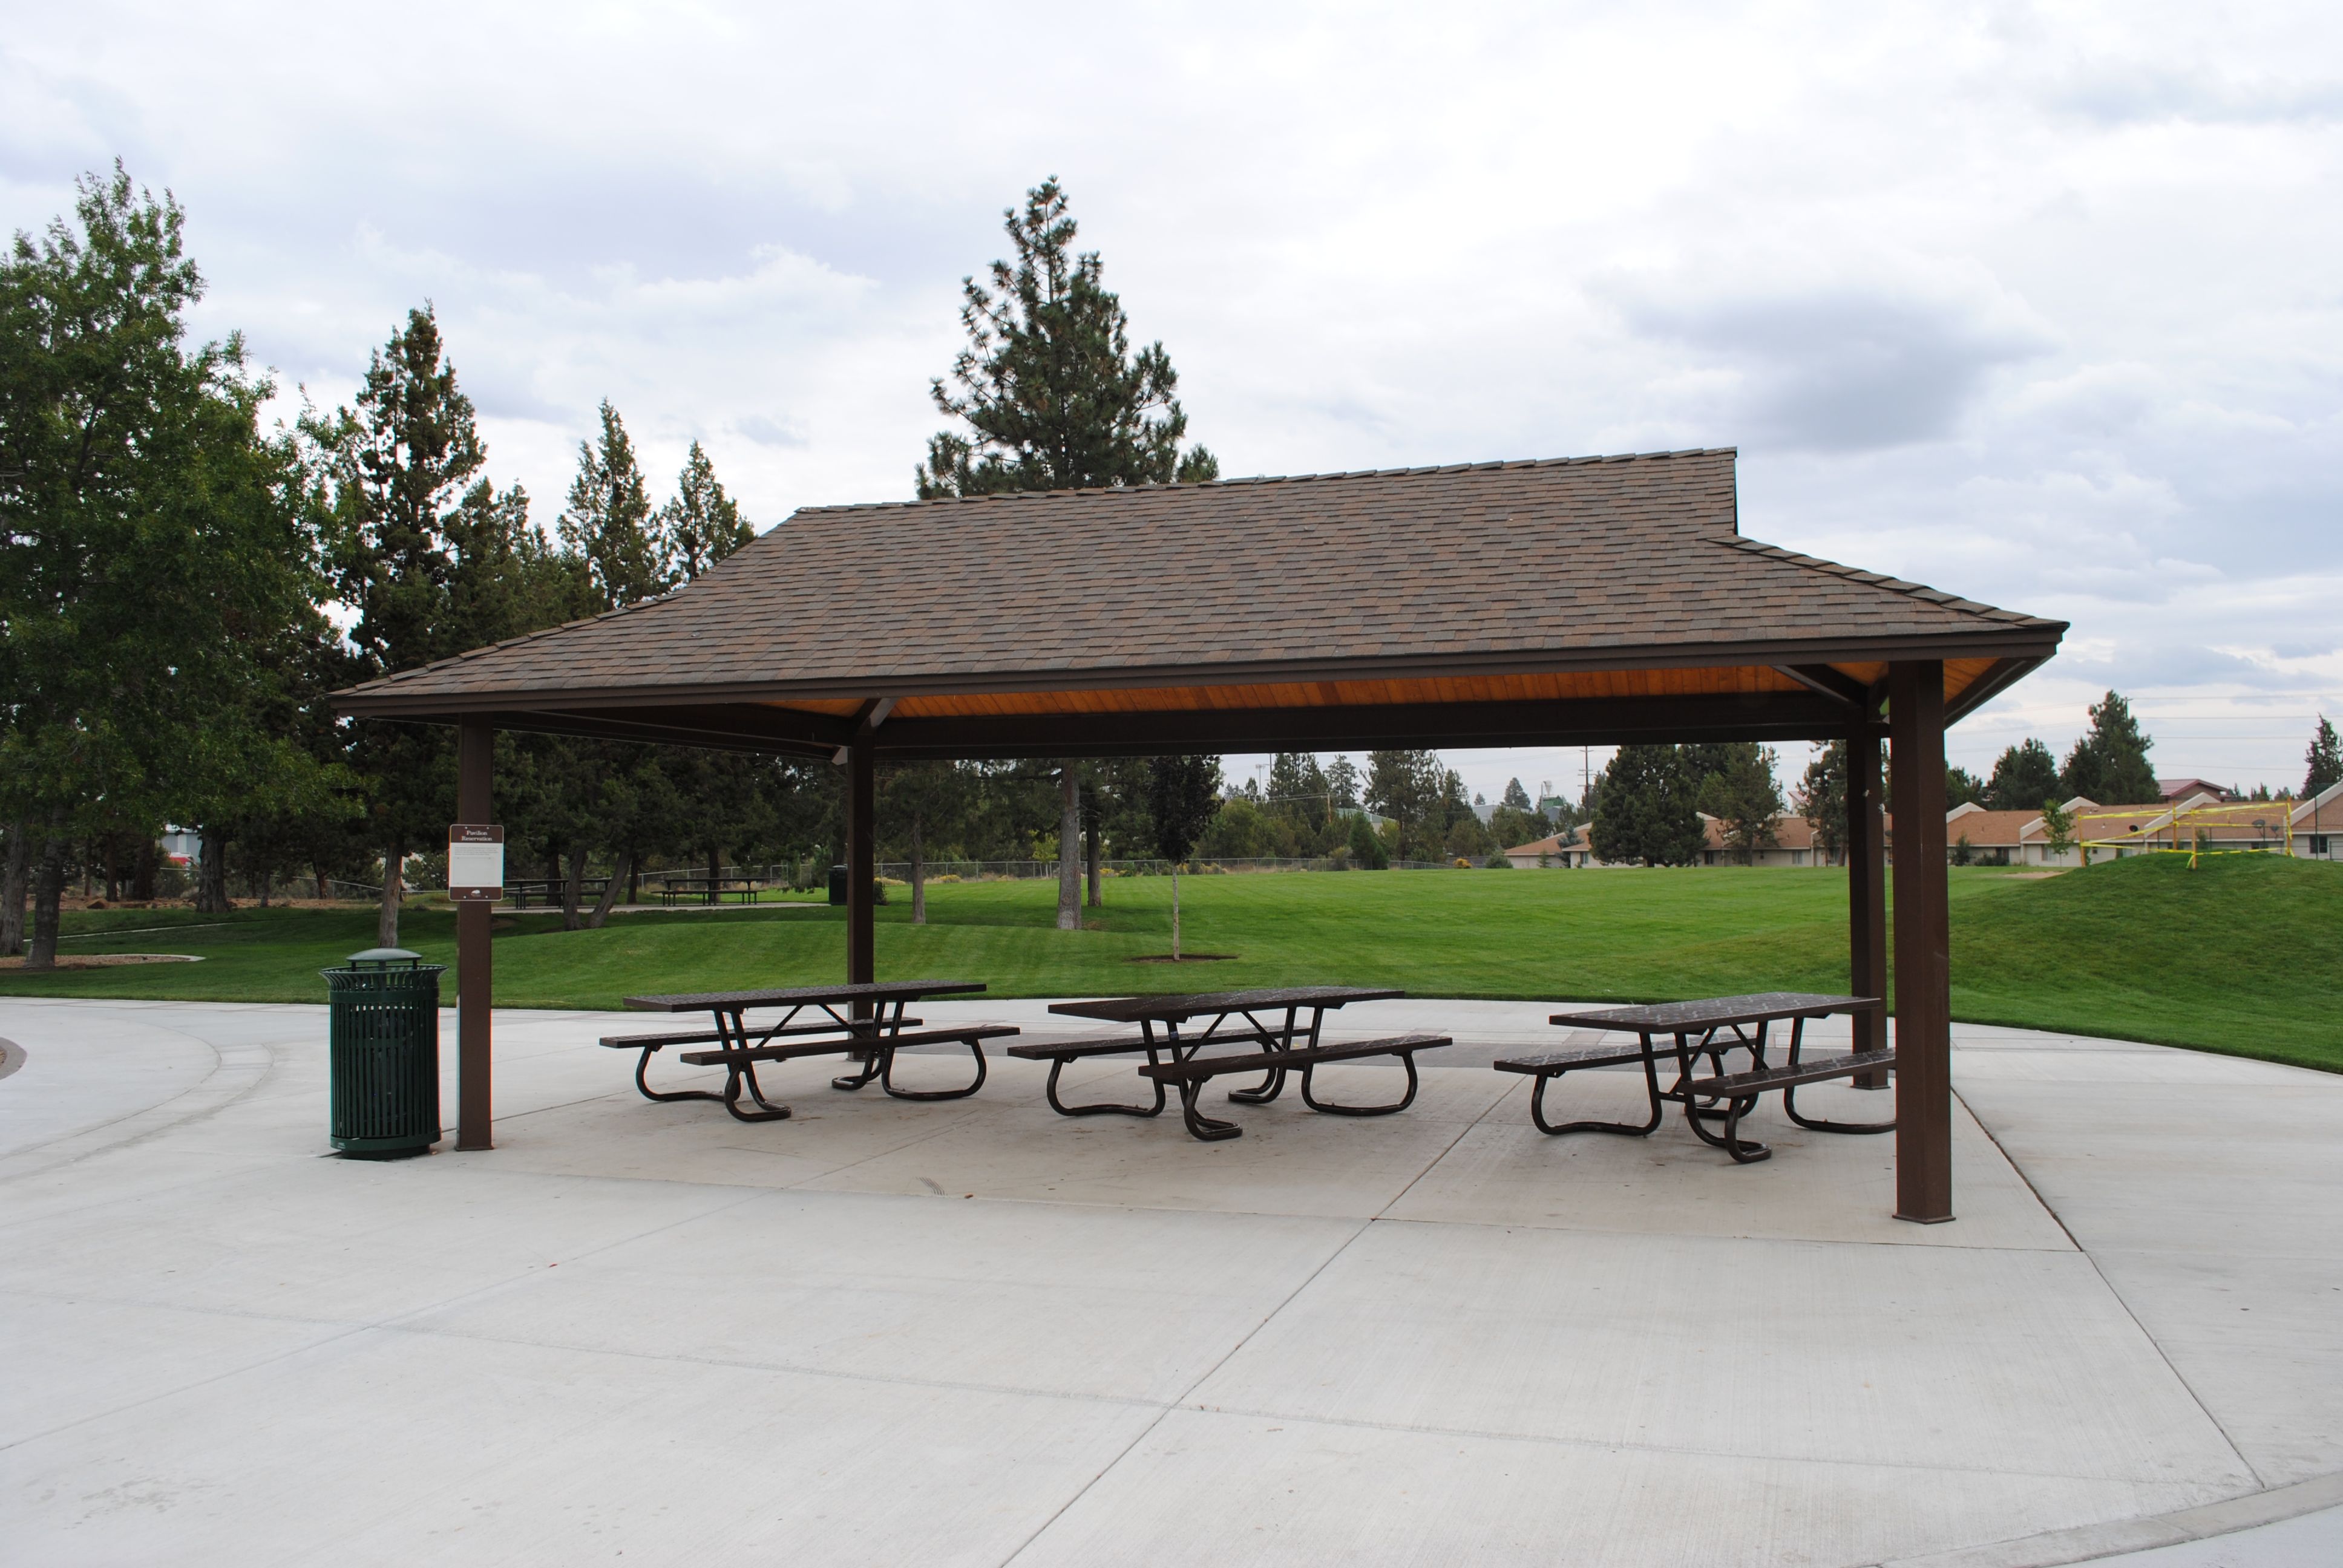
[1846,732,1890,1088]
[846,733,875,1017]
[456,718,494,1152]
[1888,661,1953,1222]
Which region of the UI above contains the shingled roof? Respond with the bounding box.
[336,449,2063,758]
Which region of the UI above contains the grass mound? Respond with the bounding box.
[1952,852,2341,1070]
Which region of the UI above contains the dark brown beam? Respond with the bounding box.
[1943,657,2040,727]
[1889,661,1953,1222]
[352,705,849,760]
[456,718,494,1152]
[871,692,1885,761]
[1773,664,1871,708]
[1846,733,1889,1088]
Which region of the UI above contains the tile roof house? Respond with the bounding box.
[1506,780,2343,867]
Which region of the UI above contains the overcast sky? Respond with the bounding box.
[8,1,2338,805]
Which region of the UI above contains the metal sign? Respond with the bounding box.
[448,824,505,902]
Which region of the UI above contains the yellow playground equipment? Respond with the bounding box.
[2077,797,2295,868]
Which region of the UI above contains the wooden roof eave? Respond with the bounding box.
[333,624,2065,722]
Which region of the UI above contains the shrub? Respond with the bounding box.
[1484,854,1512,869]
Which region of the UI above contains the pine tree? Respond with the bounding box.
[2304,716,2341,799]
[2060,691,2157,803]
[1501,778,1533,811]
[1945,766,1985,809]
[1797,743,1850,864]
[917,178,1216,497]
[317,304,489,946]
[1985,739,2061,811]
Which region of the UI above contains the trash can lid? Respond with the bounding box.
[346,947,424,967]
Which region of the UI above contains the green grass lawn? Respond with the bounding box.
[8,856,2337,1071]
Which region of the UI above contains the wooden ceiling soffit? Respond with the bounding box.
[870,690,1879,762]
[824,665,1812,723]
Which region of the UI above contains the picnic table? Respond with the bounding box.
[1027,987,1449,1141]
[652,875,767,906]
[506,875,609,909]
[612,980,1014,1122]
[1493,991,1893,1163]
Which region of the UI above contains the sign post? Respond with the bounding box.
[453,718,497,1150]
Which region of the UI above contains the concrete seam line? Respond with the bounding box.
[0,1038,22,1082]
[1957,1082,2269,1490]
[1872,1468,2343,1567]
[994,1215,1378,1567]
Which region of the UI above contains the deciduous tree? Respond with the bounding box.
[1985,739,2060,812]
[1146,754,1221,959]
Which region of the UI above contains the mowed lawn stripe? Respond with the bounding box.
[7,857,2334,1071]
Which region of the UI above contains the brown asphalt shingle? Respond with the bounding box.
[339,449,2063,709]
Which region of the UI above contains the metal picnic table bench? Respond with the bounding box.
[1022,986,1450,1141]
[1493,991,1892,1163]
[612,979,1014,1123]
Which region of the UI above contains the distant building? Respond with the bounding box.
[2156,777,2233,802]
[1501,782,2343,867]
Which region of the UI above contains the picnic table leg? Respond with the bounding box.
[830,999,894,1091]
[629,1044,732,1108]
[1040,1020,1167,1117]
[1175,1078,1245,1141]
[716,1007,791,1123]
[1782,1016,1896,1135]
[881,1038,988,1101]
[1227,1006,1294,1105]
[1300,1048,1423,1117]
[1527,1033,1666,1137]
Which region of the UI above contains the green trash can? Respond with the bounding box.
[323,947,445,1158]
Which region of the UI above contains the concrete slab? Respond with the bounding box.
[1011,1408,2223,1568]
[415,1186,1360,1403]
[1390,1069,2071,1249]
[1959,1067,2343,1488]
[0,1324,1156,1566]
[5,998,2337,1567]
[799,1059,1507,1219]
[1186,1220,2252,1486]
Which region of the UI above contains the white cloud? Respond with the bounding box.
[7,0,2339,791]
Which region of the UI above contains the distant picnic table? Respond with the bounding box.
[1023,986,1450,1141]
[651,874,766,906]
[505,876,609,909]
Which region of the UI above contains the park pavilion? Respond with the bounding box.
[336,448,2067,1222]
